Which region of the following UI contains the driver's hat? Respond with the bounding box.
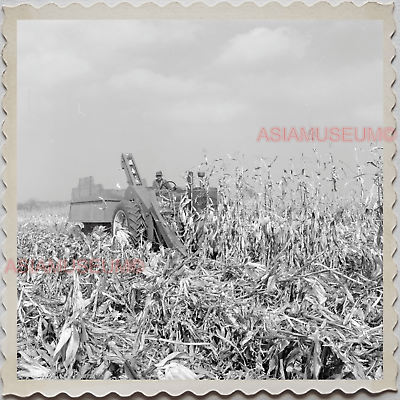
[156,171,163,177]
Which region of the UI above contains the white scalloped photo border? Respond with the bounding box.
[1,2,396,396]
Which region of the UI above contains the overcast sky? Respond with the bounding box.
[17,20,382,201]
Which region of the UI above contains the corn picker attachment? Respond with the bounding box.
[69,153,217,255]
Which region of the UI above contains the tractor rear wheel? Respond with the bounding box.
[112,200,147,246]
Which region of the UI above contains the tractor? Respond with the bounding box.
[69,153,218,255]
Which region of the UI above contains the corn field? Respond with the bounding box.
[17,148,383,380]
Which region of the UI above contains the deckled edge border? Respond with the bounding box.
[0,1,397,396]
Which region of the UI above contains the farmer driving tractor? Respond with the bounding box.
[152,171,173,194]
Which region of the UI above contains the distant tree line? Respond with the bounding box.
[17,199,70,211]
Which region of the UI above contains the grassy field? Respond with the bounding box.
[17,150,383,380]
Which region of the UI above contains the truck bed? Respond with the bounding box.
[69,176,125,224]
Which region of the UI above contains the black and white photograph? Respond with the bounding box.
[4,1,396,394]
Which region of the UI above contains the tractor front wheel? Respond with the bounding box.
[112,200,147,246]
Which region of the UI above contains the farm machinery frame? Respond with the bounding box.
[69,153,218,255]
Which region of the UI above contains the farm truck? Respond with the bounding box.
[69,153,217,255]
